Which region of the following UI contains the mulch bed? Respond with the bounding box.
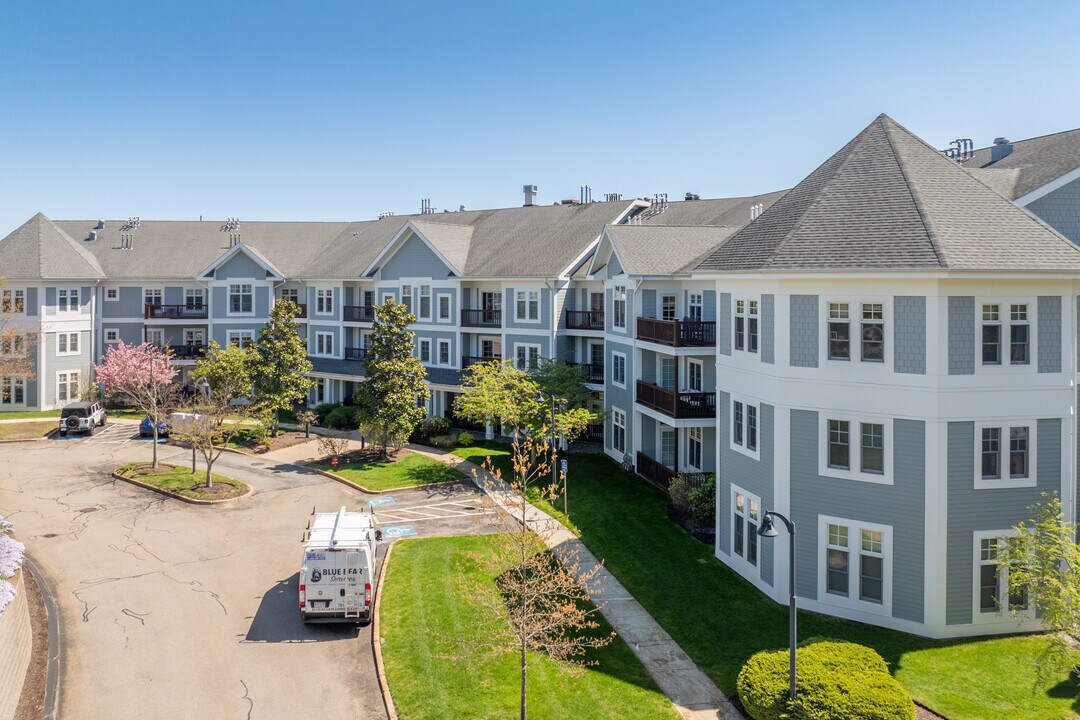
[329,447,408,466]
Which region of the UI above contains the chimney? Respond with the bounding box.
[523,184,538,206]
[991,137,1013,163]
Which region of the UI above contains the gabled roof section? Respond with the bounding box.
[602,225,740,276]
[695,114,1080,273]
[0,213,105,280]
[362,219,470,278]
[197,242,284,280]
[960,127,1080,202]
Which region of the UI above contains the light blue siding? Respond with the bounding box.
[43,330,91,406]
[894,296,926,375]
[605,339,634,457]
[789,411,925,622]
[433,288,457,326]
[380,234,456,279]
[948,296,975,375]
[761,294,775,364]
[308,324,341,356]
[104,322,145,347]
[1038,296,1062,373]
[504,333,550,361]
[607,254,623,278]
[703,290,717,323]
[718,293,731,356]
[503,287,552,329]
[945,419,1061,625]
[44,287,55,316]
[789,295,818,368]
[25,288,37,317]
[1027,177,1080,244]
[641,290,656,318]
[164,287,184,305]
[102,287,144,318]
[215,250,268,280]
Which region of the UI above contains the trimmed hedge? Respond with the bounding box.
[737,639,914,720]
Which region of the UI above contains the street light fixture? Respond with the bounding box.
[757,511,796,700]
[536,390,563,515]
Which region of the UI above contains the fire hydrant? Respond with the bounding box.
[331,455,339,471]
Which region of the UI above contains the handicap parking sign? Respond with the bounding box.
[380,525,417,538]
[367,497,397,507]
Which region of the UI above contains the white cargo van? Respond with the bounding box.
[300,506,382,624]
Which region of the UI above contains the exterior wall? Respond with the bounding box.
[102,322,146,347]
[308,324,341,357]
[43,329,91,406]
[101,286,144,318]
[413,329,458,370]
[789,295,818,367]
[214,251,267,280]
[894,296,926,374]
[605,339,634,460]
[760,294,775,364]
[947,296,975,375]
[432,288,458,327]
[212,285,270,318]
[1026,177,1080,244]
[718,293,731,355]
[380,234,454,279]
[504,333,550,361]
[1038,295,1062,373]
[503,287,552,330]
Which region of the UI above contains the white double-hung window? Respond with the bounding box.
[976,421,1035,489]
[58,288,79,313]
[57,332,79,355]
[315,332,334,356]
[515,290,539,322]
[419,286,432,321]
[819,516,891,615]
[316,288,335,316]
[611,408,626,453]
[731,486,760,568]
[229,284,253,314]
[613,286,627,330]
[819,415,892,484]
[981,303,1030,366]
[974,532,1028,620]
[731,397,759,458]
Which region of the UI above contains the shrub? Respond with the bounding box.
[669,477,691,516]
[412,416,453,443]
[688,476,716,529]
[324,405,356,430]
[737,639,914,720]
[313,402,341,425]
[456,431,474,447]
[430,434,457,448]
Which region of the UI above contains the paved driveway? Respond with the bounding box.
[0,437,493,720]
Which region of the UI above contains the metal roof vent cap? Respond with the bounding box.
[991,137,1014,163]
[87,230,97,242]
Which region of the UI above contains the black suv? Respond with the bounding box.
[59,401,107,437]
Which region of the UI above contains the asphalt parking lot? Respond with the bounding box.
[0,434,496,720]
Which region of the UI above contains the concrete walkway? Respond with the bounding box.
[405,443,741,720]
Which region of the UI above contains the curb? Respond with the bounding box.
[372,541,397,720]
[20,555,60,720]
[303,465,463,495]
[110,466,254,505]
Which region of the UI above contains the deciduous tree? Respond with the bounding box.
[0,279,38,392]
[96,341,178,469]
[250,299,313,437]
[352,298,428,459]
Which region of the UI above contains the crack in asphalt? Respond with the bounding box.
[121,608,149,625]
[240,679,254,720]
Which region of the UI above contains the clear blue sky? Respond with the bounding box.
[2,0,1079,236]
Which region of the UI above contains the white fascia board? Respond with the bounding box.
[195,243,284,281]
[1015,166,1080,206]
[360,221,462,278]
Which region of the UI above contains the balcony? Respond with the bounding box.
[636,380,716,419]
[636,318,715,347]
[636,452,677,489]
[566,361,604,384]
[167,344,206,359]
[145,304,209,320]
[462,355,502,370]
[344,346,367,362]
[344,305,375,322]
[461,309,501,328]
[580,424,603,443]
[565,309,604,331]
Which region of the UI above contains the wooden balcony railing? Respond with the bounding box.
[344,346,367,362]
[167,344,206,359]
[344,305,375,322]
[566,361,604,383]
[565,309,604,330]
[636,451,677,489]
[636,317,716,347]
[635,380,716,419]
[461,309,502,328]
[145,304,209,320]
[462,355,502,370]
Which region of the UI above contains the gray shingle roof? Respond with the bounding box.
[960,128,1080,200]
[606,225,740,275]
[640,190,788,227]
[695,114,1080,273]
[0,213,105,280]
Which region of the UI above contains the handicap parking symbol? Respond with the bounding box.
[380,525,417,538]
[367,497,397,507]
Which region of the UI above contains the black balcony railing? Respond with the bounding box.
[636,452,677,489]
[344,305,375,322]
[461,309,501,328]
[581,424,604,443]
[636,317,716,347]
[566,361,604,383]
[462,355,502,370]
[167,344,206,359]
[344,346,367,362]
[635,380,716,419]
[565,309,604,330]
[145,304,209,320]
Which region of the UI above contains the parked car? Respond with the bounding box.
[59,402,107,437]
[139,416,171,438]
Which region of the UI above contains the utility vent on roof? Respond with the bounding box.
[636,193,669,222]
[86,231,97,242]
[378,211,395,219]
[121,216,140,231]
[95,220,104,230]
[941,138,974,162]
[991,137,1013,162]
[749,203,765,221]
[228,233,241,247]
[579,185,593,203]
[119,233,134,250]
[604,193,622,202]
[685,193,701,201]
[523,185,538,206]
[420,198,435,214]
[220,217,240,232]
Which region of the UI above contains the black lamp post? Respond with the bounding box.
[757,511,796,700]
[536,391,561,512]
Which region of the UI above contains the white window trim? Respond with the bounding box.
[729,484,762,573]
[687,291,704,321]
[611,406,626,454]
[185,287,207,307]
[437,339,451,366]
[729,395,761,461]
[418,285,432,322]
[514,343,542,370]
[315,331,335,357]
[686,358,704,393]
[227,283,255,317]
[971,529,1033,624]
[817,414,893,486]
[973,420,1037,490]
[686,426,704,471]
[817,514,893,617]
[104,287,119,301]
[104,328,120,344]
[227,330,255,349]
[611,351,627,389]
[418,338,432,363]
[143,286,164,306]
[821,298,893,369]
[437,294,451,321]
[315,287,335,317]
[56,370,79,404]
[56,332,80,356]
[57,288,80,314]
[612,285,628,333]
[514,289,542,324]
[733,295,760,354]
[975,297,1037,374]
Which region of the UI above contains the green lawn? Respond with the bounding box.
[115,462,248,501]
[455,447,1080,720]
[380,536,680,720]
[452,440,515,479]
[310,452,464,491]
[0,409,60,419]
[0,421,56,440]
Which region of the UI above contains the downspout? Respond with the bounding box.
[1071,292,1079,529]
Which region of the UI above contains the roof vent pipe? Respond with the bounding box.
[523,185,538,207]
[87,231,98,242]
[991,137,1013,163]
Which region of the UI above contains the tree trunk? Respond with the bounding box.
[205,459,214,488]
[151,425,159,469]
[271,416,279,438]
[520,638,527,720]
[191,443,196,473]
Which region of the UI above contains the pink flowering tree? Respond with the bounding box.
[96,341,178,469]
[0,515,25,616]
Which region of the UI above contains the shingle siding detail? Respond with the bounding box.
[894,296,926,374]
[948,296,975,375]
[718,293,732,356]
[1027,177,1080,245]
[1038,296,1062,373]
[789,295,818,367]
[761,294,775,364]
